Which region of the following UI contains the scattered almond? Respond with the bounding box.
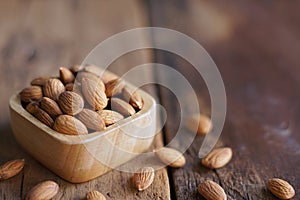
[105,78,125,97]
[201,147,232,169]
[25,180,59,200]
[53,115,88,135]
[154,147,186,168]
[33,108,54,127]
[110,98,136,116]
[77,109,106,131]
[20,86,43,103]
[86,190,106,200]
[122,86,144,110]
[30,77,50,87]
[97,109,124,126]
[58,91,84,115]
[40,97,62,119]
[186,114,212,135]
[268,178,295,199]
[59,67,75,84]
[82,78,108,110]
[43,78,65,101]
[198,180,227,200]
[133,167,155,191]
[0,159,25,180]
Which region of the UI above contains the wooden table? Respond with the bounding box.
[0,1,299,199]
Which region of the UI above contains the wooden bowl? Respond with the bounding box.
[9,88,156,183]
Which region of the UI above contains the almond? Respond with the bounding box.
[86,190,106,200]
[65,83,74,91]
[33,108,54,127]
[20,86,43,103]
[110,98,135,116]
[25,180,59,200]
[82,78,108,111]
[31,76,50,86]
[69,65,84,74]
[101,71,119,84]
[133,167,155,191]
[97,109,124,126]
[122,86,144,110]
[76,71,105,91]
[40,97,62,119]
[53,115,88,135]
[105,78,125,97]
[60,67,75,84]
[58,91,84,115]
[154,147,186,168]
[77,109,105,131]
[43,78,65,101]
[198,180,227,200]
[84,65,103,76]
[268,178,295,199]
[186,114,212,135]
[201,147,232,169]
[84,65,119,83]
[26,102,40,114]
[0,159,25,180]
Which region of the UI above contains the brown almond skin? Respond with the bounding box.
[122,86,144,110]
[86,190,106,200]
[133,167,155,191]
[268,178,295,199]
[60,67,75,84]
[25,180,59,200]
[58,91,84,115]
[43,78,65,101]
[0,159,25,180]
[110,98,136,116]
[26,102,40,114]
[201,147,232,169]
[97,109,124,126]
[30,77,50,86]
[20,86,43,103]
[40,97,63,119]
[65,83,74,91]
[76,71,105,91]
[82,78,108,111]
[198,180,227,200]
[77,109,106,131]
[154,147,186,168]
[69,65,84,74]
[33,108,54,128]
[105,78,125,97]
[186,114,212,135]
[53,115,88,135]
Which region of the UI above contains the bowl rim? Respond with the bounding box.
[9,88,156,145]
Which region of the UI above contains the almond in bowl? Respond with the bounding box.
[9,65,156,183]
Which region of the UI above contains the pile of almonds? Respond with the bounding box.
[19,65,144,135]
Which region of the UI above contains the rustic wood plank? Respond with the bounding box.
[0,0,170,199]
[148,0,300,199]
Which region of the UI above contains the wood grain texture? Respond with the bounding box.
[148,0,300,199]
[0,0,170,199]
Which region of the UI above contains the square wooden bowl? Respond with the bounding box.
[9,87,156,183]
